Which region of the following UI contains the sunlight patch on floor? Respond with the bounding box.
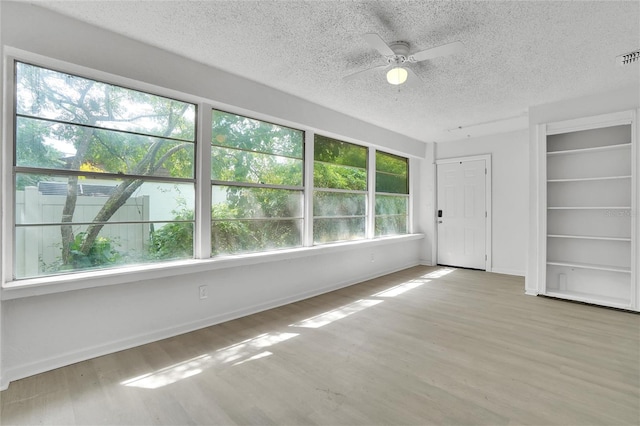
[422,267,455,279]
[289,299,383,329]
[232,351,273,366]
[372,279,430,297]
[120,270,449,389]
[121,332,298,389]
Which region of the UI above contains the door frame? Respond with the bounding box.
[434,154,492,271]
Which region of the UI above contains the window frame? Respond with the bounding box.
[1,50,419,293]
[374,150,410,237]
[5,55,203,281]
[210,108,305,256]
[312,134,369,244]
[12,60,199,279]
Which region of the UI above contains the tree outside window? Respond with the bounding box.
[313,135,368,243]
[14,62,196,278]
[375,151,409,236]
[210,110,304,255]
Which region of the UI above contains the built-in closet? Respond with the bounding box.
[538,110,638,310]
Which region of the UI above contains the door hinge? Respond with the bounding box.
[485,211,487,218]
[485,254,487,260]
[485,168,487,174]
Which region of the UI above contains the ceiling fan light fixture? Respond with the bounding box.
[386,67,408,85]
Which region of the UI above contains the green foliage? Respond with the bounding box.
[375,195,408,216]
[17,63,196,141]
[313,162,367,191]
[313,191,366,217]
[376,151,408,194]
[211,146,302,186]
[55,232,122,271]
[149,206,194,260]
[148,201,302,258]
[314,135,367,168]
[16,61,196,180]
[313,135,367,193]
[213,218,301,255]
[376,151,408,175]
[212,109,303,158]
[17,62,411,277]
[16,62,197,273]
[313,217,366,243]
[375,216,408,237]
[15,117,65,189]
[208,109,305,254]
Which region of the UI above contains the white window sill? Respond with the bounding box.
[1,234,424,300]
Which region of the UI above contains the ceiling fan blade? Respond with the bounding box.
[404,67,423,87]
[410,41,464,62]
[343,64,388,81]
[362,33,395,56]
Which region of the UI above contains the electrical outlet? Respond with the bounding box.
[199,285,208,300]
[370,252,375,263]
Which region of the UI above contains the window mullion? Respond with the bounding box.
[367,148,376,239]
[3,58,16,282]
[303,131,314,246]
[195,103,212,259]
[408,157,414,234]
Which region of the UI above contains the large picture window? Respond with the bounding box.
[313,135,368,243]
[375,151,409,236]
[211,110,304,255]
[14,62,196,278]
[8,57,413,282]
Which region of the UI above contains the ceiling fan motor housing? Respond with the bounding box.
[387,41,410,65]
[389,41,410,56]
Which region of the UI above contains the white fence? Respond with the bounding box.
[15,186,149,278]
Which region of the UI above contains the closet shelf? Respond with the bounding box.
[547,234,631,242]
[547,261,631,273]
[547,142,631,156]
[543,113,635,311]
[544,290,630,309]
[547,175,631,183]
[547,206,631,210]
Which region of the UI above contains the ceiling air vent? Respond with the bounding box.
[616,49,640,66]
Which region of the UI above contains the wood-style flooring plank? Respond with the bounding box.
[1,266,638,425]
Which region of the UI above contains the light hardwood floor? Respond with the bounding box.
[1,266,639,425]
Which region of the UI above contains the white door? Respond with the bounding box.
[437,159,486,269]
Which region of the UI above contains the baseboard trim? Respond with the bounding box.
[525,289,538,296]
[490,268,525,277]
[2,260,421,389]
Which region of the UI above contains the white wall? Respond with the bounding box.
[435,130,529,276]
[0,2,426,389]
[2,239,422,387]
[416,143,436,264]
[0,0,5,391]
[527,86,640,295]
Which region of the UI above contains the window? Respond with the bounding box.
[8,57,414,283]
[211,109,304,255]
[313,135,368,243]
[14,62,196,278]
[375,151,409,236]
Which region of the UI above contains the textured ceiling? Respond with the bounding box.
[33,1,640,143]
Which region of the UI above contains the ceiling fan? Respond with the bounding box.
[345,33,464,86]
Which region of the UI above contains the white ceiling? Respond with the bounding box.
[34,1,640,143]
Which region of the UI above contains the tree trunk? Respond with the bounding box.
[79,178,144,254]
[60,127,94,264]
[60,175,79,264]
[78,142,187,255]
